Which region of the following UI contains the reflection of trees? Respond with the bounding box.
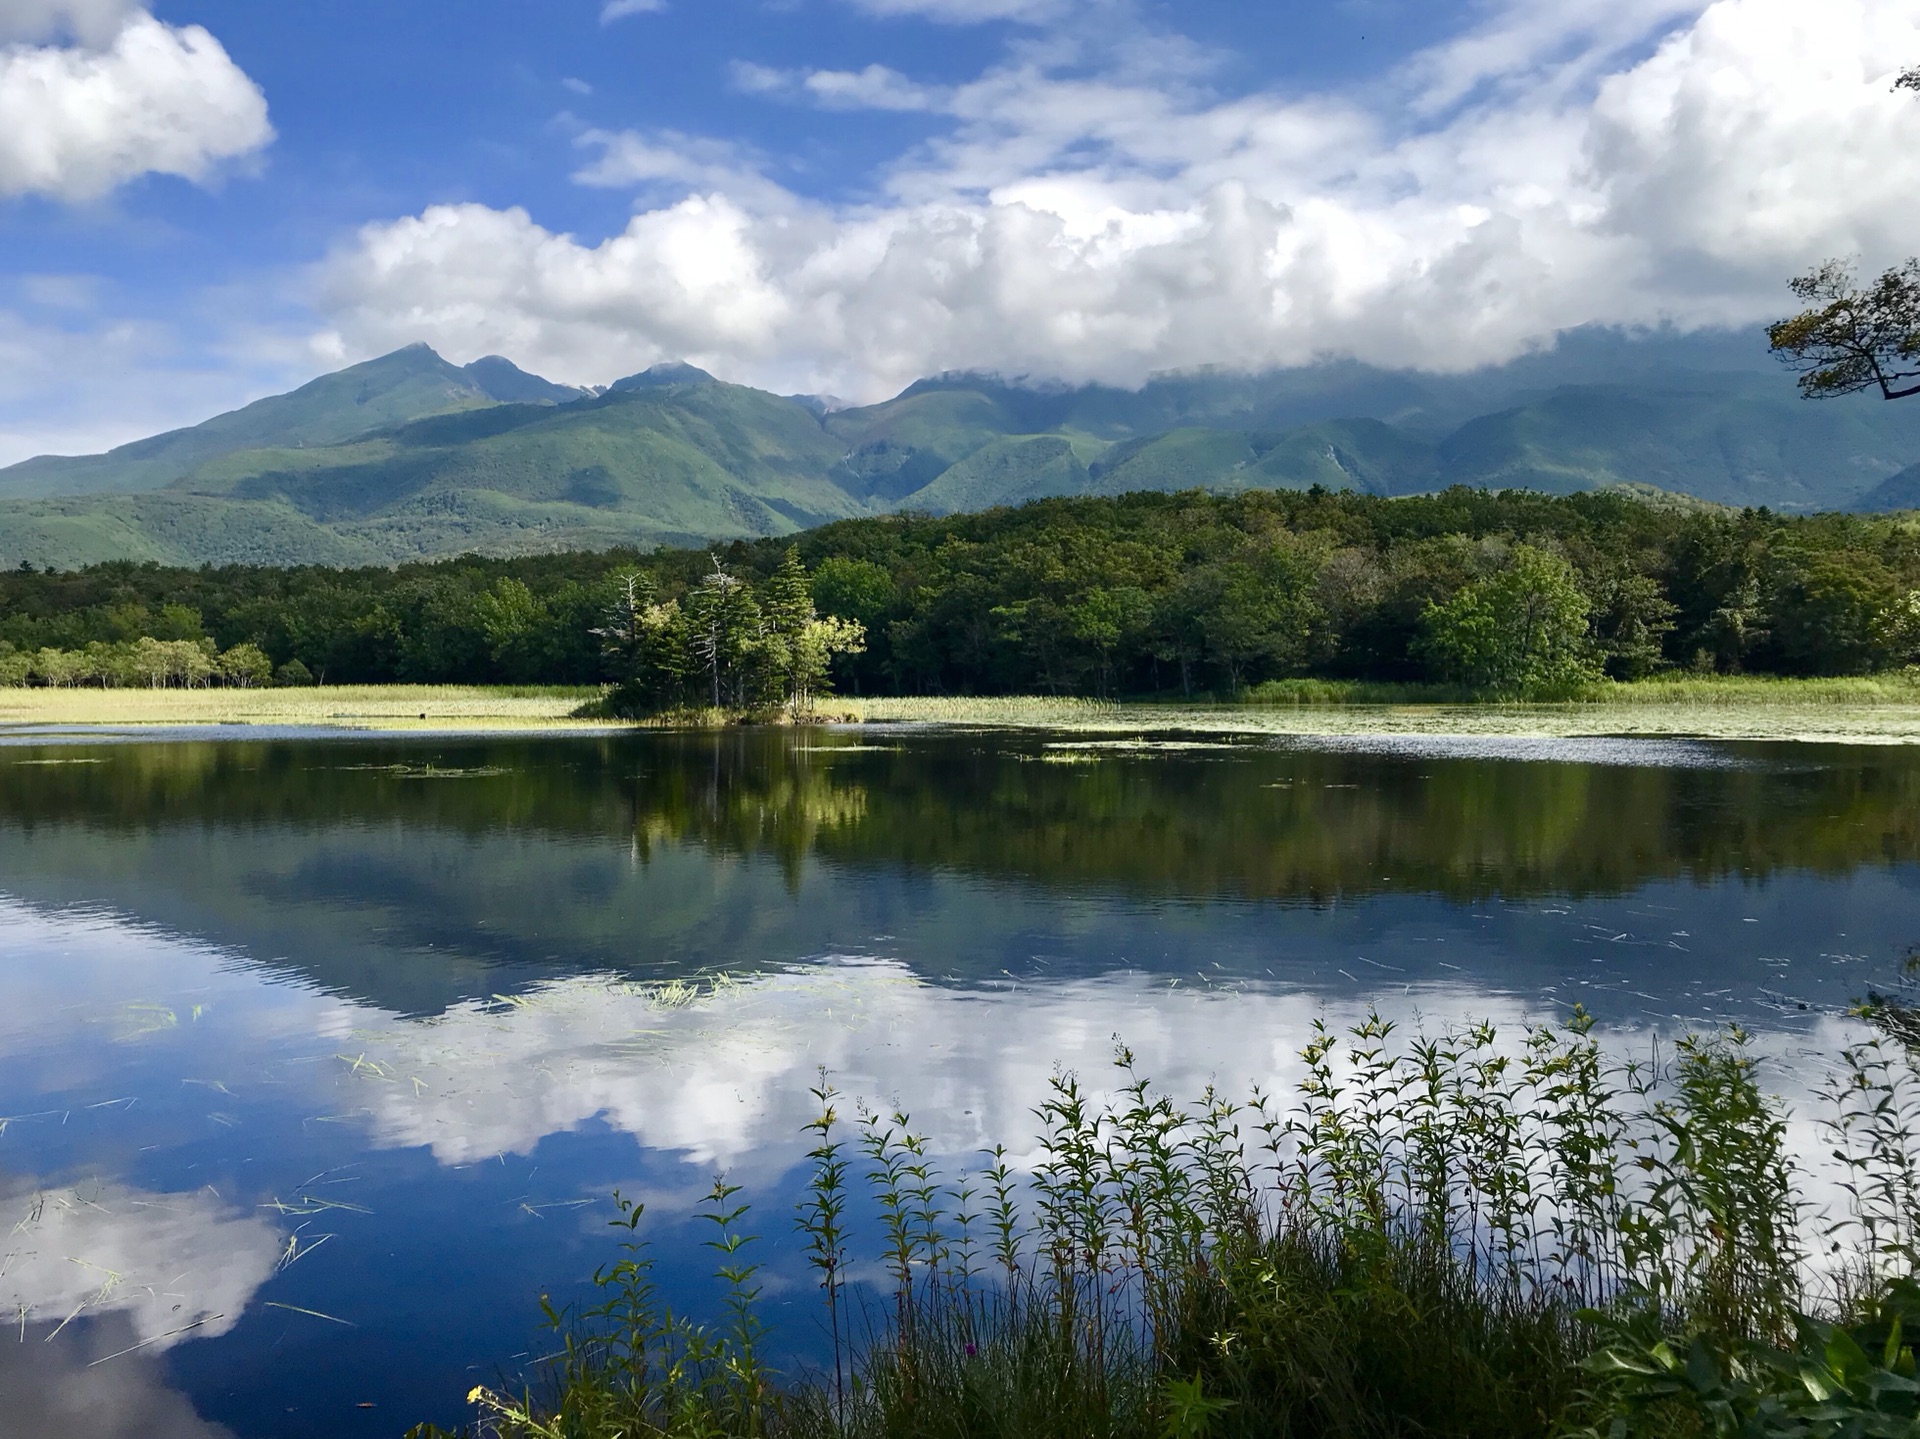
[631,736,867,891]
[3,733,1919,903]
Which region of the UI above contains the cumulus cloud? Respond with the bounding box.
[0,8,271,202]
[317,0,1920,401]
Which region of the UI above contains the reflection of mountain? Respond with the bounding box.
[0,732,1915,1012]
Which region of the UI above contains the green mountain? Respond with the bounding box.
[167,368,864,554]
[0,344,587,500]
[4,332,1920,570]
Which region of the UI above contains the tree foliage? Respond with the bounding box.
[1417,545,1602,697]
[1769,260,1920,402]
[0,489,1917,700]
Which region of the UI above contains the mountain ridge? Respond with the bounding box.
[3,332,1918,570]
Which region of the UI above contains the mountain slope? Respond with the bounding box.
[1856,463,1920,512]
[167,373,865,552]
[0,346,587,500]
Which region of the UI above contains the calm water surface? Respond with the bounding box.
[2,728,1917,1437]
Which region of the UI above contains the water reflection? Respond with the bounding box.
[0,730,1915,1437]
[1,1183,281,1350]
[0,1315,240,1439]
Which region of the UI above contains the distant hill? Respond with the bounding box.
[3,331,1919,568]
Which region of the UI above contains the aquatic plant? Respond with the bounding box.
[411,1009,1920,1439]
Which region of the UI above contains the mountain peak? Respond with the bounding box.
[462,354,591,405]
[609,362,717,393]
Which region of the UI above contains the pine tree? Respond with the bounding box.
[761,547,817,712]
[684,558,762,709]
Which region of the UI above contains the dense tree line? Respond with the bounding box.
[0,488,1917,701]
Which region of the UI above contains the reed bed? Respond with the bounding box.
[413,1007,1920,1439]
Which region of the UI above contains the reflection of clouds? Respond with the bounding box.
[339,961,1553,1173]
[0,1182,282,1347]
[0,1313,237,1439]
[0,894,1889,1276]
[339,963,1881,1276]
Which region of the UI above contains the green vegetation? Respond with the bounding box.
[408,1007,1920,1439]
[2,489,1918,702]
[7,333,1920,568]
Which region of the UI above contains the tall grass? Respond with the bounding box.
[413,1010,1920,1439]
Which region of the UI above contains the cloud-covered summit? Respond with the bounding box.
[318,0,1920,403]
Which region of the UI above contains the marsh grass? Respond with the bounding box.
[0,683,606,730]
[413,1008,1920,1439]
[6,673,1920,741]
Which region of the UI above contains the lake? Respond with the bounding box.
[2,727,1917,1438]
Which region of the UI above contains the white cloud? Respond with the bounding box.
[806,64,943,110]
[731,60,944,111]
[601,0,666,19]
[0,1181,282,1347]
[319,0,1920,401]
[0,10,272,202]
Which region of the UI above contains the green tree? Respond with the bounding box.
[811,557,894,629]
[1764,546,1896,675]
[1418,545,1600,696]
[594,572,659,682]
[759,547,815,706]
[786,616,866,717]
[1878,588,1920,666]
[31,648,84,687]
[1191,550,1320,691]
[476,578,550,682]
[217,642,274,688]
[758,548,865,715]
[1593,572,1678,680]
[684,559,764,708]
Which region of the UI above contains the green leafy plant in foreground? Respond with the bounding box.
[412,1011,1920,1439]
[1580,1281,1920,1439]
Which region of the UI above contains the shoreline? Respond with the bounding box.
[1,680,1920,744]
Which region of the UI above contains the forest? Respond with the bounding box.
[0,487,1917,703]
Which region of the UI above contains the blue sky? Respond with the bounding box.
[2,0,1919,463]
